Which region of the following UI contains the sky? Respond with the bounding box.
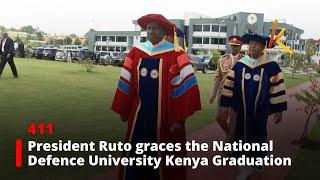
[1,0,319,39]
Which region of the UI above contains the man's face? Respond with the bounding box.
[146,22,166,45]
[230,45,241,55]
[2,33,8,38]
[248,40,265,58]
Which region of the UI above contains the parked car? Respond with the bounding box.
[67,50,80,61]
[100,52,112,65]
[29,48,38,58]
[55,49,66,61]
[59,50,79,62]
[114,51,128,67]
[35,47,44,59]
[76,49,89,60]
[189,54,211,73]
[100,51,119,66]
[43,48,58,60]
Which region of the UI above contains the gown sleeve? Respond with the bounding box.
[220,65,237,110]
[111,50,135,121]
[168,52,201,125]
[269,63,287,113]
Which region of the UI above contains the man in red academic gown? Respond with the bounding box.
[111,14,201,180]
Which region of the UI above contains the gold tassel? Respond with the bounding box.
[174,27,180,52]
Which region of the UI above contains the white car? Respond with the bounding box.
[55,49,66,61]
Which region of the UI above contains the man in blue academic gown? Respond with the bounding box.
[220,34,287,179]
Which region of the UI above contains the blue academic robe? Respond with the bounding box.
[220,55,287,158]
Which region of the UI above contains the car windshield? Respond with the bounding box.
[119,53,127,58]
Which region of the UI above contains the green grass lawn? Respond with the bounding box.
[285,119,320,180]
[0,58,310,179]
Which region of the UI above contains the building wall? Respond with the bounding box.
[188,18,233,55]
[220,12,265,36]
[86,12,304,55]
[86,29,140,52]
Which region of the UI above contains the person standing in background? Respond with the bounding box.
[209,36,243,138]
[0,32,18,78]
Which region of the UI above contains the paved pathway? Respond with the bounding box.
[92,79,319,180]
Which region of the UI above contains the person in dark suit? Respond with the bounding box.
[0,32,18,78]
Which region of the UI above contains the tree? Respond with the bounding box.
[79,58,95,72]
[20,25,37,34]
[26,34,33,41]
[305,39,317,70]
[10,27,18,31]
[54,39,64,46]
[291,77,320,145]
[0,26,6,33]
[82,39,88,46]
[69,33,78,39]
[284,52,304,78]
[211,50,221,70]
[36,32,44,41]
[73,37,82,45]
[64,36,72,45]
[48,38,54,45]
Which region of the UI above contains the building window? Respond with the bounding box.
[203,37,210,44]
[96,46,101,51]
[220,26,227,33]
[120,47,127,52]
[102,36,108,41]
[203,25,210,32]
[107,36,115,42]
[211,25,219,32]
[194,25,202,32]
[95,36,101,41]
[211,38,219,44]
[193,37,202,44]
[116,36,127,42]
[116,47,121,52]
[102,46,107,51]
[108,46,115,52]
[219,38,226,45]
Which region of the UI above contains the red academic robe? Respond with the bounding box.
[111,40,201,180]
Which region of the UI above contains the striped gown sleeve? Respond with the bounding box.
[111,50,134,121]
[269,64,287,113]
[220,68,235,108]
[168,53,201,124]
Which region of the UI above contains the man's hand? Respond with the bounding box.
[170,121,184,133]
[273,112,283,124]
[6,54,11,59]
[209,95,216,104]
